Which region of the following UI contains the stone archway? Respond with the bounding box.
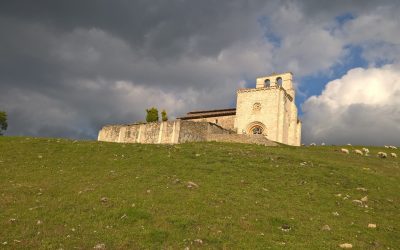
[246,121,267,135]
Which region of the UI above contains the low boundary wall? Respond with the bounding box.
[98,120,232,144]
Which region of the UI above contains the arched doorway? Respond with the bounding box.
[250,125,263,134]
[246,122,267,135]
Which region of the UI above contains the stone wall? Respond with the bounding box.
[98,120,232,144]
[207,134,277,146]
[185,115,236,131]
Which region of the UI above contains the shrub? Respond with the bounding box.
[0,111,7,135]
[146,107,159,122]
[161,110,168,121]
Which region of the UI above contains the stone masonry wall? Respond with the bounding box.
[186,115,236,131]
[98,120,232,144]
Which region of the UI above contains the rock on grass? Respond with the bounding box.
[187,181,199,189]
[339,243,353,248]
[93,243,106,249]
[321,225,331,231]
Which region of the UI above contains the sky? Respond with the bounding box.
[1,0,400,145]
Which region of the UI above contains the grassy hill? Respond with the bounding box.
[0,137,399,249]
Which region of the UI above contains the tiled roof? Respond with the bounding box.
[177,108,236,120]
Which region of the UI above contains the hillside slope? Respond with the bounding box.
[0,137,399,249]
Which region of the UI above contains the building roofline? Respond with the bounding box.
[256,71,293,78]
[186,108,236,115]
[177,109,236,120]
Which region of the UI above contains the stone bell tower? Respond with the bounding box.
[235,72,301,146]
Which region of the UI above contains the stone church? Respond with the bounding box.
[98,72,301,146]
[177,72,301,146]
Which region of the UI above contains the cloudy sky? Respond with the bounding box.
[1,0,400,145]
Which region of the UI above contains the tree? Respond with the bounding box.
[161,109,168,121]
[0,111,7,136]
[146,107,159,122]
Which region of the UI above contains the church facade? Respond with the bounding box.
[178,72,301,146]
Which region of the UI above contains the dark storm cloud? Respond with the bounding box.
[0,0,268,59]
[0,1,276,138]
[1,0,400,143]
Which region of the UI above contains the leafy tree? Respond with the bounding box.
[161,109,168,122]
[0,111,7,135]
[146,107,159,122]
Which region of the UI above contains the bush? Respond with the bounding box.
[161,110,168,122]
[0,111,7,135]
[146,107,159,122]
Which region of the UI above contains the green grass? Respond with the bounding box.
[0,137,399,249]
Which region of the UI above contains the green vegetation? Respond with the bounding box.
[145,107,159,123]
[0,137,399,249]
[0,111,7,135]
[161,109,168,122]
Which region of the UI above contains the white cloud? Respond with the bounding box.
[302,65,400,145]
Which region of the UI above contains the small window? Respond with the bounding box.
[264,79,270,87]
[276,77,283,86]
[215,119,218,124]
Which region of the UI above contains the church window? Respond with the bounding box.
[253,102,261,111]
[276,77,283,86]
[264,79,270,87]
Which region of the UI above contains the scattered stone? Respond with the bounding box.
[187,181,199,189]
[335,193,342,197]
[356,187,368,192]
[281,224,291,232]
[368,223,377,228]
[120,214,127,219]
[390,152,397,158]
[38,155,43,159]
[131,203,136,207]
[93,243,106,249]
[339,243,353,249]
[9,218,16,223]
[321,225,331,231]
[352,200,363,206]
[173,178,181,184]
[100,197,108,203]
[2,242,7,245]
[194,239,203,244]
[146,189,151,193]
[37,220,42,225]
[361,196,368,202]
[332,212,339,216]
[195,154,201,157]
